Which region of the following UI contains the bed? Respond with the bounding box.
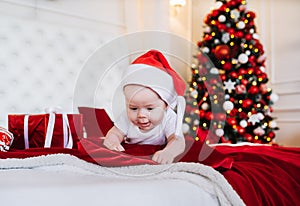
[1,132,300,206]
[0,153,240,206]
[1,8,300,206]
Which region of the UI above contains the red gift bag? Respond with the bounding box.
[78,107,114,137]
[8,113,83,150]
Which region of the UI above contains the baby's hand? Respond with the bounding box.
[152,150,174,164]
[103,136,125,152]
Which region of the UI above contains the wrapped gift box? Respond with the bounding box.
[8,114,83,150]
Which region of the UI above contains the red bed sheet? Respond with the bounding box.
[1,137,300,206]
[217,145,300,206]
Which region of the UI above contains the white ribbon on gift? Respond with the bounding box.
[24,115,30,149]
[62,113,73,148]
[23,107,73,149]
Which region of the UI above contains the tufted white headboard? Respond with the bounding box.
[0,15,124,127]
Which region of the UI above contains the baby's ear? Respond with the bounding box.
[165,103,168,110]
[162,100,168,108]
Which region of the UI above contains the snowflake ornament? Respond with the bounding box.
[222,33,230,44]
[230,9,240,22]
[248,114,260,125]
[224,79,236,92]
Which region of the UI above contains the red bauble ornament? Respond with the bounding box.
[223,62,232,70]
[244,133,253,142]
[218,24,227,31]
[248,56,257,67]
[268,131,275,139]
[239,112,248,119]
[229,108,238,116]
[204,14,212,24]
[235,31,244,38]
[231,44,240,57]
[270,107,273,112]
[197,41,203,47]
[237,126,246,134]
[245,33,253,41]
[256,43,263,52]
[236,84,246,94]
[255,69,263,75]
[248,21,255,27]
[228,0,237,7]
[258,73,267,81]
[211,10,219,17]
[230,71,238,79]
[249,55,256,62]
[242,99,253,108]
[214,21,220,28]
[260,84,268,94]
[246,11,256,19]
[247,67,254,74]
[220,74,226,81]
[238,68,247,75]
[214,45,231,60]
[227,28,235,35]
[227,117,237,126]
[204,34,213,42]
[205,111,214,120]
[199,110,205,118]
[249,86,259,95]
[220,5,227,12]
[241,79,248,85]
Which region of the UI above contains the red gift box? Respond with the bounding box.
[8,114,83,150]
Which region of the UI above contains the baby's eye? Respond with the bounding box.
[147,108,154,111]
[130,107,138,111]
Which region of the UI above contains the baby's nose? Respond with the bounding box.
[137,108,149,117]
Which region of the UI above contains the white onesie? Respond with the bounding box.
[114,107,177,145]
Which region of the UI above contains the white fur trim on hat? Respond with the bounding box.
[121,64,178,109]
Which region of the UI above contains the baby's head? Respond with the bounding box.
[120,50,186,136]
[124,84,167,131]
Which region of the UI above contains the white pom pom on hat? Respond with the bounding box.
[121,50,187,137]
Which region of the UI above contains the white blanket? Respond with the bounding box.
[0,154,245,206]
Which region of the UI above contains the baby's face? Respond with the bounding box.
[124,85,167,131]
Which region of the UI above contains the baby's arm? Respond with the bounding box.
[103,126,125,151]
[152,134,185,164]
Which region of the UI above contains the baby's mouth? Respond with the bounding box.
[138,122,151,129]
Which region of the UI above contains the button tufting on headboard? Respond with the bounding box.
[0,15,123,127]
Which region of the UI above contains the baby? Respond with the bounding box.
[104,50,186,164]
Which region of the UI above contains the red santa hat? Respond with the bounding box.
[121,50,186,137]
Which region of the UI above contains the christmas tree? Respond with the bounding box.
[183,0,279,144]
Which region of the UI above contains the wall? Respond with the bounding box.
[257,0,300,147]
[0,0,127,126]
[124,0,170,33]
[0,0,126,33]
[0,0,192,127]
[123,0,193,81]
